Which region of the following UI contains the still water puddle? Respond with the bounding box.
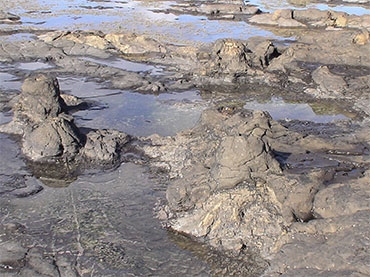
[247,0,370,15]
[58,77,205,137]
[244,96,348,123]
[0,73,352,137]
[0,72,22,91]
[81,56,165,75]
[0,33,38,42]
[0,112,12,125]
[58,77,350,137]
[4,0,370,46]
[14,61,54,71]
[1,61,54,75]
[12,0,280,44]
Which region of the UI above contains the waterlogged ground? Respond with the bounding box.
[248,0,370,14]
[0,134,214,275]
[2,0,279,44]
[0,61,352,135]
[0,0,369,276]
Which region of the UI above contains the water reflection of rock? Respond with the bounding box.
[0,74,140,186]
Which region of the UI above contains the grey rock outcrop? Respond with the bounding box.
[0,74,132,166]
[249,8,351,28]
[144,108,297,255]
[83,129,131,165]
[311,66,347,97]
[22,114,81,161]
[313,173,370,218]
[266,170,370,276]
[42,31,167,58]
[203,38,280,78]
[144,105,369,264]
[250,10,306,28]
[147,109,282,210]
[207,39,252,75]
[15,74,66,126]
[0,74,83,161]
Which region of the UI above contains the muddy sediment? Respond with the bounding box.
[1,0,370,276]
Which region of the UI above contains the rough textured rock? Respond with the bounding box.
[353,28,370,45]
[15,74,66,124]
[203,38,280,77]
[267,209,370,276]
[247,39,281,69]
[207,39,252,75]
[170,182,288,257]
[292,8,330,25]
[147,109,282,210]
[250,12,306,27]
[83,129,131,165]
[42,31,167,57]
[22,114,81,161]
[249,8,351,28]
[0,74,83,161]
[313,173,370,218]
[1,2,370,275]
[269,29,370,71]
[45,30,112,50]
[144,109,302,255]
[145,105,370,266]
[311,66,347,97]
[105,33,167,57]
[0,74,133,165]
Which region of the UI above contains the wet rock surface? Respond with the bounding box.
[1,0,370,276]
[143,106,369,268]
[0,73,138,174]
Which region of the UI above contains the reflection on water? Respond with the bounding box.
[3,0,370,45]
[244,96,348,123]
[0,72,353,138]
[0,1,365,275]
[7,0,279,44]
[15,61,54,71]
[58,77,205,137]
[81,56,165,75]
[0,33,37,42]
[247,0,370,15]
[0,111,13,125]
[0,72,22,91]
[61,77,350,137]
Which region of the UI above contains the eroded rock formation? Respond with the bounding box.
[1,2,370,275]
[0,74,133,167]
[143,104,370,272]
[0,74,83,161]
[143,108,301,256]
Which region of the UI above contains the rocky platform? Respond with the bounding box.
[1,0,370,276]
